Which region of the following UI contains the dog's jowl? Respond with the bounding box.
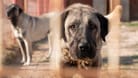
[61,3,108,68]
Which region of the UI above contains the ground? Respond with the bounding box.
[0,22,138,78]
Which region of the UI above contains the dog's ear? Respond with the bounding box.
[6,4,23,17]
[95,13,108,41]
[60,10,69,42]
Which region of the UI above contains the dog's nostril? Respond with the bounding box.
[79,43,89,51]
[79,46,85,51]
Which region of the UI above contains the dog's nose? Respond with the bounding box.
[79,43,89,52]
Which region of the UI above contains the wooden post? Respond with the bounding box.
[24,0,28,13]
[48,0,64,12]
[0,0,3,70]
[43,0,49,13]
[37,0,44,15]
[109,0,120,12]
[49,13,61,78]
[106,3,122,70]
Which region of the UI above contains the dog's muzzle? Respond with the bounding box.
[77,42,96,60]
[78,42,90,52]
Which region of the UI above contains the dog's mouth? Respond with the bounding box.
[63,42,96,60]
[64,40,96,59]
[76,43,96,59]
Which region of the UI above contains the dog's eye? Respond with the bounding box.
[69,24,78,31]
[88,25,96,30]
[88,21,96,30]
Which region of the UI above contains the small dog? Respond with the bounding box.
[6,4,55,65]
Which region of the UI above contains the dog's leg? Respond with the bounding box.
[47,33,53,60]
[41,33,53,62]
[23,38,32,65]
[11,26,26,63]
[16,38,26,63]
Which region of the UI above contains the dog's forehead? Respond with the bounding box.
[65,11,99,26]
[65,13,81,24]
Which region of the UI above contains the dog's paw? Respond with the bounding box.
[23,62,30,65]
[39,57,50,62]
[21,59,25,63]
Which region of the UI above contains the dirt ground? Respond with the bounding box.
[0,22,138,78]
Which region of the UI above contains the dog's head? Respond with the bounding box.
[6,4,23,26]
[61,3,108,60]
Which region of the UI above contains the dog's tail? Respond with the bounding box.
[105,5,122,31]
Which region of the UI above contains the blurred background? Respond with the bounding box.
[0,0,138,78]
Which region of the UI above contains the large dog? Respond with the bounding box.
[6,4,54,65]
[59,3,108,68]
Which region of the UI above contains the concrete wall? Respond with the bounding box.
[121,0,130,21]
[93,0,108,15]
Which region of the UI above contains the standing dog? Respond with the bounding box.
[6,4,54,65]
[60,3,108,68]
